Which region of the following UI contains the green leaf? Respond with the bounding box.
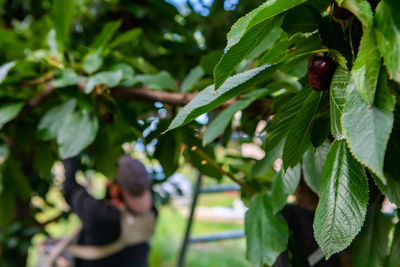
[282,90,322,169]
[302,141,330,195]
[227,0,308,49]
[384,105,400,182]
[330,67,351,139]
[259,35,292,65]
[5,161,31,201]
[375,0,400,83]
[82,50,103,74]
[214,18,280,90]
[342,69,395,182]
[92,20,121,50]
[57,111,99,159]
[281,4,321,34]
[200,50,224,75]
[53,68,87,88]
[226,5,265,49]
[252,140,283,180]
[335,0,373,27]
[154,129,181,178]
[327,49,348,70]
[388,224,400,267]
[33,142,55,180]
[110,28,142,48]
[167,64,278,132]
[183,133,222,180]
[264,87,311,151]
[351,28,381,105]
[261,32,321,67]
[125,56,158,75]
[246,26,282,61]
[181,66,204,92]
[93,126,124,178]
[308,0,332,11]
[270,165,301,213]
[372,173,400,207]
[0,189,15,226]
[134,71,177,91]
[85,70,123,93]
[110,63,135,81]
[0,61,16,84]
[50,0,74,51]
[310,116,330,148]
[313,140,369,258]
[245,193,289,266]
[37,99,77,141]
[0,102,24,129]
[203,88,269,146]
[352,203,391,267]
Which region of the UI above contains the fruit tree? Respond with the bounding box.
[0,0,400,266]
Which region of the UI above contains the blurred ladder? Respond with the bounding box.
[177,174,244,267]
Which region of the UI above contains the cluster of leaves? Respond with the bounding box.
[167,0,400,265]
[0,0,268,264]
[1,0,400,266]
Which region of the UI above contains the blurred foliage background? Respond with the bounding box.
[0,0,266,265]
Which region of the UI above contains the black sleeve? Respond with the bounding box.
[62,157,120,232]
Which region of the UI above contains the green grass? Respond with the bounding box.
[197,192,239,207]
[149,205,251,267]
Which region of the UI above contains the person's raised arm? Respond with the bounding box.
[62,157,82,204]
[62,157,119,230]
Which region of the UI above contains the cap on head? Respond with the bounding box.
[115,156,151,196]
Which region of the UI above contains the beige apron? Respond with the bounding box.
[38,206,156,267]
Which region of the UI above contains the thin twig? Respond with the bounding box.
[190,146,254,195]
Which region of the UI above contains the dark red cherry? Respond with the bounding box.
[308,74,330,91]
[308,56,336,81]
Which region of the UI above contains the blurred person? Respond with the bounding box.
[60,155,157,267]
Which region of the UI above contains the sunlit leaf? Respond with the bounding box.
[0,102,24,130]
[57,111,99,159]
[282,90,322,169]
[203,89,269,146]
[37,99,77,140]
[342,69,395,182]
[313,140,368,258]
[167,65,278,132]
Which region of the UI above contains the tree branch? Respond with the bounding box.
[28,81,55,107]
[190,146,255,195]
[111,86,196,105]
[27,80,197,107]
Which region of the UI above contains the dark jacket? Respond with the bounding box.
[274,205,342,267]
[63,158,151,267]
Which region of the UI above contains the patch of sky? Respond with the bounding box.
[166,0,238,16]
[195,113,209,125]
